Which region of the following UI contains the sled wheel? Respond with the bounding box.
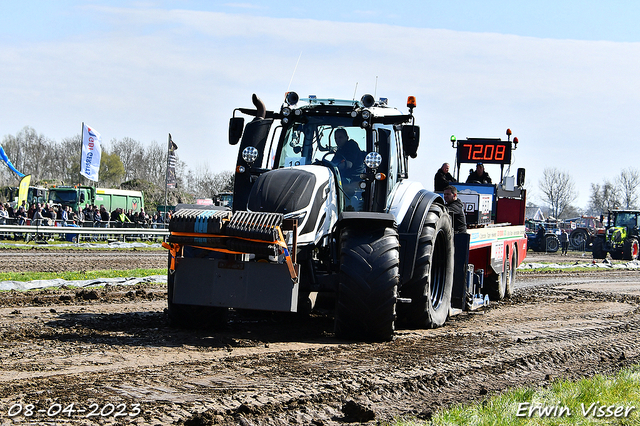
[485,253,508,301]
[505,249,517,298]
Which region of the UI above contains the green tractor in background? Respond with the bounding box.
[592,210,640,261]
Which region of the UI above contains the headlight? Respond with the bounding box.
[361,110,371,120]
[284,211,307,225]
[285,91,299,106]
[282,107,291,116]
[365,152,382,169]
[242,146,259,164]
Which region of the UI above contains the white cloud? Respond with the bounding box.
[1,6,639,208]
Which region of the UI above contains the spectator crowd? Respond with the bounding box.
[0,201,171,229]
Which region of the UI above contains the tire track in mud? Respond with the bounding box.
[0,248,166,273]
[1,282,640,425]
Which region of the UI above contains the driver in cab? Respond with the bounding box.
[333,128,365,180]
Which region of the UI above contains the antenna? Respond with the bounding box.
[352,82,358,101]
[374,76,378,99]
[287,52,302,93]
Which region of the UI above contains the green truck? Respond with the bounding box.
[48,186,144,213]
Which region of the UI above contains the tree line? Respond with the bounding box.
[0,126,234,210]
[537,167,640,219]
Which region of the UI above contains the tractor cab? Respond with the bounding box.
[229,92,419,218]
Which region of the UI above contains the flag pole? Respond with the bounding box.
[79,122,84,186]
[164,133,170,220]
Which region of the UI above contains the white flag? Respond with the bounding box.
[80,123,102,181]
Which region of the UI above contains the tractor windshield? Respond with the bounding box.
[613,212,639,228]
[278,118,367,168]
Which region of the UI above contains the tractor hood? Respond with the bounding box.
[607,226,627,243]
[247,165,338,245]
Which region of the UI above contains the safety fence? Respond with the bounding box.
[0,223,169,243]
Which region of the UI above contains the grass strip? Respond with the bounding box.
[390,364,640,425]
[518,266,629,273]
[0,268,165,283]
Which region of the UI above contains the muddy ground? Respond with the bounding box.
[0,248,639,425]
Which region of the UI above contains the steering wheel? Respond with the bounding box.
[322,151,346,167]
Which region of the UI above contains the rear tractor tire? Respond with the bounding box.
[623,237,639,261]
[545,234,560,253]
[397,204,454,329]
[335,225,400,342]
[569,229,589,250]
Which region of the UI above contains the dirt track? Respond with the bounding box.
[1,248,640,425]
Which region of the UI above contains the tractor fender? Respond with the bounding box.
[337,211,396,231]
[395,188,446,285]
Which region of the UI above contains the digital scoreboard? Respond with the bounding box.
[456,138,512,165]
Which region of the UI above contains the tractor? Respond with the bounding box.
[592,210,640,260]
[165,93,526,341]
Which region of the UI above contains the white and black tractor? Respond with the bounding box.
[166,92,476,341]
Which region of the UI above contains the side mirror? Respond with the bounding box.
[517,168,526,187]
[229,117,245,145]
[80,192,86,203]
[401,125,420,158]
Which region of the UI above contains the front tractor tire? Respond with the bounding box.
[335,225,400,342]
[397,204,454,329]
[592,236,607,259]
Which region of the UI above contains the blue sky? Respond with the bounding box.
[2,1,640,209]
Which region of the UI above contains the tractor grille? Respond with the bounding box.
[169,209,232,234]
[225,211,283,242]
[168,210,284,256]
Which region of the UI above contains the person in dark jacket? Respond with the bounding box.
[443,185,467,233]
[100,205,110,227]
[333,127,365,181]
[434,162,456,192]
[466,163,492,184]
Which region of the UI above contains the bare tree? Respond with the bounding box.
[98,148,126,187]
[587,183,604,215]
[617,167,640,209]
[538,167,578,219]
[0,126,54,184]
[57,135,83,184]
[0,126,235,212]
[110,137,145,182]
[588,180,621,215]
[184,164,234,200]
[139,140,166,184]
